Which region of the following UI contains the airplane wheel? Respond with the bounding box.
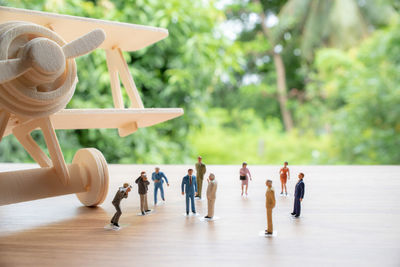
[72,148,109,206]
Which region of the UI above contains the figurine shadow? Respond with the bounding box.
[137,211,155,216]
[199,216,220,222]
[183,213,199,217]
[258,230,277,237]
[104,223,130,231]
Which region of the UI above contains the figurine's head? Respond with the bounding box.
[155,167,160,173]
[123,183,131,192]
[141,171,147,178]
[198,156,202,163]
[266,179,272,188]
[284,161,288,167]
[209,173,215,181]
[298,173,304,179]
[242,162,247,167]
[188,169,193,175]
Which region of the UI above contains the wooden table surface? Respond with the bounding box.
[0,164,399,267]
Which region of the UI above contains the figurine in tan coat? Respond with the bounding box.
[204,173,217,219]
[265,180,276,235]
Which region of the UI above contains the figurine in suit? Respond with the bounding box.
[195,156,206,199]
[205,173,218,219]
[181,169,198,215]
[152,167,169,205]
[111,183,131,227]
[265,180,276,235]
[291,173,305,218]
[135,171,151,215]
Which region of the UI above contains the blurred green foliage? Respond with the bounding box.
[0,0,399,165]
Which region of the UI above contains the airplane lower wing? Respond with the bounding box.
[4,108,184,138]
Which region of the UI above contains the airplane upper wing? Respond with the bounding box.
[0,6,168,52]
[4,108,184,138]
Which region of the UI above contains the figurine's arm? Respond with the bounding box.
[162,172,169,185]
[248,169,252,180]
[288,168,290,179]
[300,183,305,201]
[151,173,156,181]
[272,191,276,208]
[135,177,140,184]
[181,178,185,195]
[193,176,198,195]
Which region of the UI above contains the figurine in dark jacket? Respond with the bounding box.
[111,183,131,228]
[135,171,151,215]
[291,173,305,218]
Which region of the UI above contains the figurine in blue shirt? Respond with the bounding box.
[181,169,198,215]
[151,167,169,205]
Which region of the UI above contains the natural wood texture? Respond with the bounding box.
[0,164,399,266]
[0,6,168,52]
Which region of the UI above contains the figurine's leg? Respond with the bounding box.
[267,208,273,233]
[197,177,202,198]
[185,195,189,214]
[293,198,300,215]
[160,185,165,201]
[154,184,158,204]
[140,194,144,212]
[0,110,10,142]
[208,199,215,218]
[144,193,149,211]
[191,195,196,213]
[114,205,122,225]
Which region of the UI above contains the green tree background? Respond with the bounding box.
[0,0,399,165]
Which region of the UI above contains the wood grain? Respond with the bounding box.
[0,164,399,267]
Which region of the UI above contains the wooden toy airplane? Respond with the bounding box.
[0,7,184,207]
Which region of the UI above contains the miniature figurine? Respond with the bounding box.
[152,167,169,205]
[291,173,305,218]
[205,173,218,219]
[239,162,252,196]
[279,161,290,196]
[110,183,132,228]
[181,169,198,215]
[135,171,151,215]
[195,156,206,199]
[265,179,276,235]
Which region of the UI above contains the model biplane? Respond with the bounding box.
[0,6,184,206]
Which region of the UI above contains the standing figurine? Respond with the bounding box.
[205,173,218,219]
[291,173,305,218]
[181,169,198,215]
[239,162,252,196]
[110,183,132,228]
[265,180,276,235]
[135,171,151,215]
[152,167,169,205]
[195,156,207,199]
[279,161,290,196]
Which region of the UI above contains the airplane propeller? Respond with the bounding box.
[0,28,105,84]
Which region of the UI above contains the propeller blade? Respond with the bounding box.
[62,29,106,59]
[0,58,31,84]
